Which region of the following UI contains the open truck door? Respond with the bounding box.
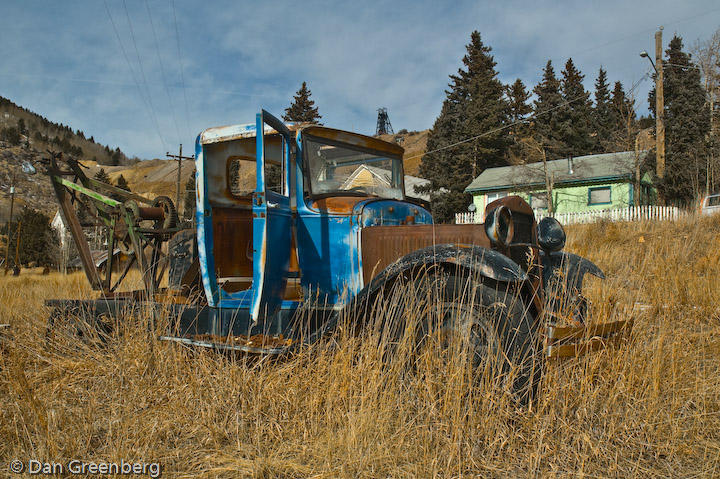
[250,110,295,322]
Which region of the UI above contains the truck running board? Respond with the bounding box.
[159,334,293,355]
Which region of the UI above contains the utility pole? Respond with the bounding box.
[166,144,193,217]
[4,173,16,274]
[655,27,665,188]
[13,221,21,276]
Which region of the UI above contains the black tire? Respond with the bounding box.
[375,267,542,403]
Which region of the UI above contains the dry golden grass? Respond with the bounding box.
[2,216,720,477]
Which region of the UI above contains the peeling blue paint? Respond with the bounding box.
[195,109,434,328]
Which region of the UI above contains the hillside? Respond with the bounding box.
[0,96,135,167]
[0,145,193,222]
[0,95,194,221]
[0,93,430,222]
[378,129,429,177]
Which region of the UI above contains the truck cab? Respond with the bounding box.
[195,110,433,337]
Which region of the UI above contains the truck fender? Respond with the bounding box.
[541,251,604,293]
[366,244,527,293]
[311,244,527,339]
[356,244,525,312]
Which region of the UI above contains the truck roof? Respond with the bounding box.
[199,122,404,158]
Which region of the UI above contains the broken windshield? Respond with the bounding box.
[304,138,404,200]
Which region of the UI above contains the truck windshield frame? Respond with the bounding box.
[303,135,405,201]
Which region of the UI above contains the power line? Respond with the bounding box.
[566,6,720,60]
[121,0,167,152]
[104,0,167,154]
[144,0,182,146]
[407,73,650,162]
[172,0,192,143]
[0,71,256,96]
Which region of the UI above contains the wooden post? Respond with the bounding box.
[4,174,16,273]
[167,144,194,218]
[655,27,665,192]
[14,222,21,268]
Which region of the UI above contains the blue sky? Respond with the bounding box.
[0,0,718,159]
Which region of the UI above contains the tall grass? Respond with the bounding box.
[1,216,720,477]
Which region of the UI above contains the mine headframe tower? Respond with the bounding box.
[375,107,394,136]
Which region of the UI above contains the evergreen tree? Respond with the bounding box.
[610,81,636,151]
[183,173,196,221]
[0,126,21,146]
[418,31,510,222]
[113,174,130,201]
[506,78,532,162]
[507,78,532,136]
[94,168,111,184]
[5,207,58,267]
[648,35,711,203]
[593,67,613,151]
[17,118,27,136]
[532,60,566,157]
[558,58,593,156]
[115,174,130,191]
[283,82,322,123]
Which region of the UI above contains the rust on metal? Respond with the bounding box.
[302,126,404,158]
[545,318,633,358]
[137,206,164,220]
[211,207,253,292]
[312,196,373,214]
[201,122,308,145]
[361,224,491,284]
[486,195,535,217]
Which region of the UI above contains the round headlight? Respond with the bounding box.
[484,206,514,248]
[537,217,566,252]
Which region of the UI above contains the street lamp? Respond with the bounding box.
[639,51,657,73]
[4,160,37,274]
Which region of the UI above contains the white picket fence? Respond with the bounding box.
[456,205,686,225]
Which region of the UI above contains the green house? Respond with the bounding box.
[465,151,655,214]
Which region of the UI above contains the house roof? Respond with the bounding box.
[465,151,648,193]
[342,165,432,201]
[67,248,122,269]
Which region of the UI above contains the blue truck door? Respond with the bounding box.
[250,110,294,321]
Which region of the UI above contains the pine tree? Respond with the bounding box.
[283,82,322,123]
[115,174,130,191]
[94,168,111,184]
[506,78,532,162]
[649,35,711,203]
[112,174,130,201]
[532,60,566,157]
[6,207,57,267]
[610,81,636,151]
[418,31,511,222]
[593,67,613,151]
[558,58,593,156]
[183,174,196,221]
[507,78,532,135]
[17,118,27,136]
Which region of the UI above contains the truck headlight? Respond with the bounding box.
[537,217,566,252]
[484,206,514,248]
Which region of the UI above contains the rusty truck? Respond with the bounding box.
[46,109,631,399]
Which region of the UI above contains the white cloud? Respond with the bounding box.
[0,0,718,158]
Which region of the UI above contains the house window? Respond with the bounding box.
[486,191,507,204]
[588,186,611,205]
[529,193,548,209]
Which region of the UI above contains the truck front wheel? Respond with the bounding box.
[378,268,542,403]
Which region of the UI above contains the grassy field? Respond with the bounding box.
[1,216,720,477]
